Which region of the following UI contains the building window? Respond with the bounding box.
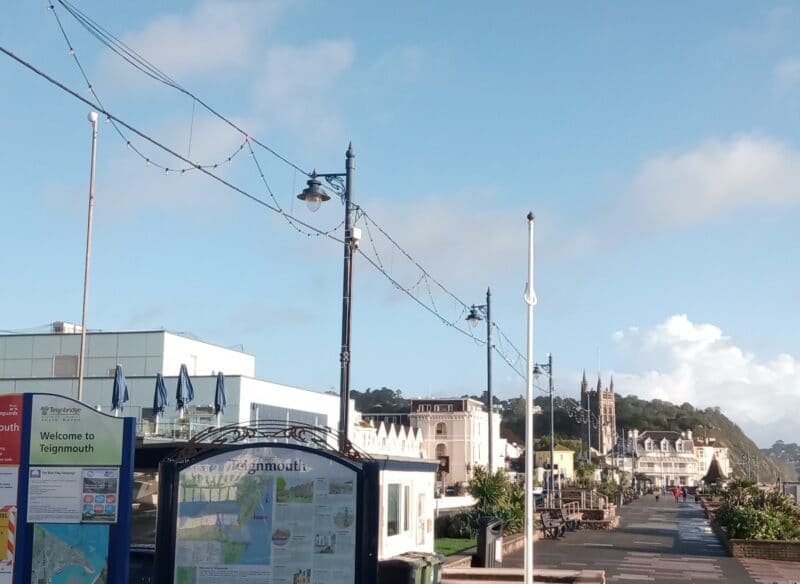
[435,422,447,438]
[53,355,78,378]
[403,485,411,532]
[434,404,453,412]
[387,484,400,536]
[676,441,683,452]
[645,439,653,451]
[435,443,447,457]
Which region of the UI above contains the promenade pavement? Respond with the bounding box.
[503,495,800,583]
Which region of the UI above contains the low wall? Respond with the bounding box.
[444,533,533,569]
[706,505,800,562]
[728,539,800,561]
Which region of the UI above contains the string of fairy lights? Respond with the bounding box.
[4,2,547,390]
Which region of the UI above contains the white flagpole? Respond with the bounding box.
[524,211,537,584]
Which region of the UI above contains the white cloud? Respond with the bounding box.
[774,58,800,87]
[628,136,800,228]
[97,0,286,85]
[253,40,355,146]
[560,136,800,256]
[612,314,800,446]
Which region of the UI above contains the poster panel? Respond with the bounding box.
[27,467,82,523]
[31,523,109,584]
[29,394,123,466]
[175,447,358,584]
[0,395,22,465]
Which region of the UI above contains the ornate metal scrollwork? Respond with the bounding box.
[323,175,346,199]
[168,419,372,463]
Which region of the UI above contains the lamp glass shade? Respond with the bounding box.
[297,176,331,213]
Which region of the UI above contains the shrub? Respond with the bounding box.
[724,506,800,541]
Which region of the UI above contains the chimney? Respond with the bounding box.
[686,429,692,441]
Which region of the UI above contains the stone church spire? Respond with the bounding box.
[596,374,602,393]
[580,370,588,395]
[609,375,614,394]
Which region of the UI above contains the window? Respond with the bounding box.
[53,355,78,378]
[435,422,447,437]
[434,404,453,412]
[676,441,683,452]
[387,484,400,536]
[645,439,653,451]
[435,443,447,457]
[403,485,411,532]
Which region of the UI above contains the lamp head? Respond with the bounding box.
[466,306,482,328]
[297,173,331,212]
[533,364,543,377]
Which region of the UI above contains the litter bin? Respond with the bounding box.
[378,554,426,584]
[401,552,445,584]
[473,516,503,568]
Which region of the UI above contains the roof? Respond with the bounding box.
[702,455,728,483]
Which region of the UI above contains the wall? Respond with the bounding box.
[0,331,165,378]
[162,332,255,376]
[377,468,436,560]
[237,377,342,434]
[729,539,800,561]
[0,374,243,429]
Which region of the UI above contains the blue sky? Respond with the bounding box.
[2,2,799,447]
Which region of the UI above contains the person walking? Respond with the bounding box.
[682,486,688,502]
[673,486,681,503]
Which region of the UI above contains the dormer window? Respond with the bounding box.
[645,439,654,451]
[676,441,683,452]
[660,439,669,452]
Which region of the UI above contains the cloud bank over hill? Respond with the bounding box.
[612,314,799,447]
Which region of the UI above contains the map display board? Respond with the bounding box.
[174,447,358,584]
[31,523,109,583]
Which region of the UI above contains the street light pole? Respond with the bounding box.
[534,354,556,507]
[466,287,494,473]
[78,111,99,403]
[297,144,357,454]
[524,211,536,584]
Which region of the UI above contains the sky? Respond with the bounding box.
[2,2,799,447]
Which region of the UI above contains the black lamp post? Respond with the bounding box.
[466,288,494,473]
[298,144,356,453]
[533,354,557,506]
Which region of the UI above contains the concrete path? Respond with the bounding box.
[503,496,767,583]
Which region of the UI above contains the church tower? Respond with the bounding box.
[597,375,616,455]
[581,372,617,455]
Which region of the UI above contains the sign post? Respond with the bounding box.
[8,393,135,584]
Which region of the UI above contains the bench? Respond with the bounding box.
[559,502,582,531]
[539,511,566,539]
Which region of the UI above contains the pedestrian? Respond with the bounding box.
[655,491,660,502]
[682,487,688,502]
[673,486,681,503]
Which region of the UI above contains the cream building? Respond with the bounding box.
[409,397,503,487]
[533,445,576,483]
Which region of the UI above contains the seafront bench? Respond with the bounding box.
[559,502,582,530]
[539,511,566,539]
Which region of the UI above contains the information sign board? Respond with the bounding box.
[174,446,359,584]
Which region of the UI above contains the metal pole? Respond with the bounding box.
[524,212,536,584]
[338,144,355,453]
[548,353,556,506]
[486,287,494,474]
[586,391,592,461]
[78,111,99,402]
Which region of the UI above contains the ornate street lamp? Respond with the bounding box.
[297,144,356,453]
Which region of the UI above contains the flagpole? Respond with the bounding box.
[78,111,99,402]
[524,211,537,584]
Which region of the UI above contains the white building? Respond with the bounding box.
[0,325,346,439]
[624,429,730,488]
[409,397,503,487]
[350,411,424,459]
[694,437,733,480]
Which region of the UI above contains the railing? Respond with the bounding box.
[136,420,217,440]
